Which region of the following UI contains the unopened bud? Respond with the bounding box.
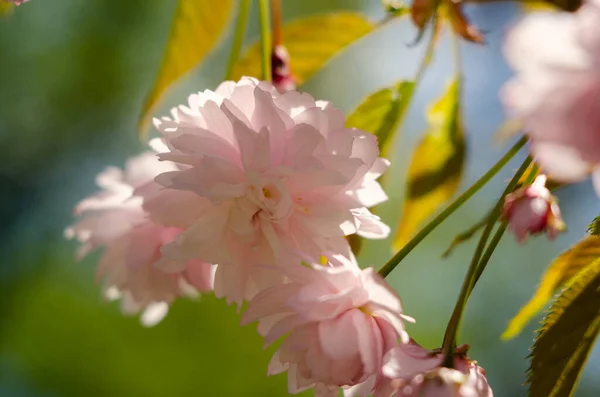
[502,175,565,242]
[271,44,296,93]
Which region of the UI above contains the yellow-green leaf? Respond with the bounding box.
[231,12,373,85]
[463,0,579,12]
[346,81,415,156]
[502,235,600,340]
[393,78,465,250]
[521,1,560,11]
[0,2,14,15]
[528,259,600,397]
[138,0,234,137]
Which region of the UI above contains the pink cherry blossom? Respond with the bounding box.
[66,152,215,326]
[347,343,492,397]
[8,0,29,5]
[241,254,413,397]
[501,175,565,242]
[501,1,600,194]
[148,77,390,304]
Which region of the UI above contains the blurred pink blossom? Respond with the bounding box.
[148,77,390,304]
[502,1,600,194]
[241,254,413,397]
[272,45,296,93]
[9,0,29,5]
[66,152,215,326]
[501,175,565,242]
[347,343,493,397]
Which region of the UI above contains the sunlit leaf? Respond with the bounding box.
[346,81,415,156]
[502,235,600,340]
[528,259,600,397]
[0,2,14,15]
[231,12,373,85]
[521,1,560,10]
[393,78,465,250]
[138,0,234,137]
[588,215,600,236]
[463,0,579,12]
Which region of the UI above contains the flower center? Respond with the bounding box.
[244,178,293,222]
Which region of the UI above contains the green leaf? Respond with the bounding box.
[0,2,14,15]
[502,235,600,340]
[231,12,373,85]
[528,259,600,397]
[393,78,465,250]
[587,215,600,236]
[346,81,415,156]
[138,0,234,137]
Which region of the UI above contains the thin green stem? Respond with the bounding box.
[378,136,528,278]
[440,155,533,367]
[449,20,462,78]
[471,223,507,287]
[471,162,538,286]
[225,0,252,80]
[258,0,272,82]
[414,15,438,83]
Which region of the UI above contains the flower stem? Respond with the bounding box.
[441,154,533,367]
[258,0,272,82]
[471,163,537,286]
[271,0,282,46]
[225,0,252,80]
[378,136,528,278]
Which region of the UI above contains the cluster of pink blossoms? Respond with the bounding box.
[67,77,492,396]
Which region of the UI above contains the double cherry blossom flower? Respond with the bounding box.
[242,254,413,397]
[148,77,390,304]
[66,151,215,326]
[68,78,493,396]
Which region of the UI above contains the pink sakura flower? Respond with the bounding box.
[148,77,390,304]
[65,152,215,326]
[501,175,565,242]
[347,343,493,397]
[501,1,600,194]
[241,254,413,397]
[8,0,29,5]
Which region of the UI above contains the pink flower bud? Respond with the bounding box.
[271,45,296,93]
[502,175,565,242]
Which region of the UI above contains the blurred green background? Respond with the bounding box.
[1,1,599,396]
